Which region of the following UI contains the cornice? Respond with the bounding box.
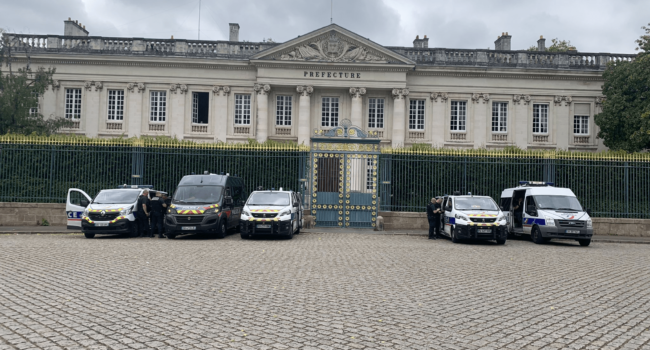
[11,56,255,71]
[252,60,413,72]
[409,70,604,82]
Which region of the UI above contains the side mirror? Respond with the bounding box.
[527,205,537,215]
[225,197,233,205]
[586,208,592,216]
[80,199,89,207]
[499,206,504,211]
[292,202,299,207]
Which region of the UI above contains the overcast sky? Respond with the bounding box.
[1,0,647,53]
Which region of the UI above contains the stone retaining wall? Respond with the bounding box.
[0,203,67,226]
[380,211,650,237]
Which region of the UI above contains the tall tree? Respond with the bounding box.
[595,24,650,152]
[0,31,71,135]
[526,38,577,52]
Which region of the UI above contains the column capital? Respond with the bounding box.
[554,95,572,106]
[595,95,606,107]
[169,84,188,94]
[84,81,103,92]
[349,87,367,98]
[430,92,448,102]
[296,85,313,97]
[212,85,231,96]
[254,83,271,95]
[471,93,490,104]
[513,94,531,105]
[392,88,409,100]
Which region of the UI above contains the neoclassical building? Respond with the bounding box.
[3,20,636,150]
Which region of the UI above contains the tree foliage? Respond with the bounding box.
[547,38,577,52]
[0,31,71,135]
[595,24,650,152]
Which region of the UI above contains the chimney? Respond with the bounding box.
[537,35,546,52]
[229,23,240,42]
[413,34,429,48]
[64,18,89,36]
[494,32,511,51]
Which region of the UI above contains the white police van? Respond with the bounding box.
[500,181,593,246]
[239,188,302,239]
[441,192,508,244]
[66,185,164,239]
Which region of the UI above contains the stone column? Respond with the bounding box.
[254,83,271,143]
[169,84,187,139]
[84,81,102,137]
[212,86,230,142]
[471,93,490,146]
[349,87,366,127]
[127,83,145,137]
[297,85,313,146]
[430,92,448,146]
[554,95,572,149]
[513,95,531,149]
[391,88,409,148]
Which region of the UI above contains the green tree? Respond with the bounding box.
[547,38,577,52]
[0,30,71,135]
[594,24,650,152]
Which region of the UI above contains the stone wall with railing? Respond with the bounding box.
[4,33,636,70]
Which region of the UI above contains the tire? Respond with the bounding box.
[578,239,591,247]
[286,230,294,240]
[129,221,139,238]
[451,226,460,243]
[240,232,249,239]
[166,233,176,239]
[496,239,506,245]
[532,226,545,244]
[294,220,300,235]
[84,233,95,239]
[216,220,227,239]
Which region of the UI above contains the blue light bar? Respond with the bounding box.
[518,181,554,187]
[117,185,154,189]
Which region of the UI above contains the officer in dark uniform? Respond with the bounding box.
[150,191,167,238]
[433,197,442,237]
[426,197,438,240]
[136,190,151,237]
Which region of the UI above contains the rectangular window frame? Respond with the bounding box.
[321,97,339,127]
[65,88,82,120]
[107,89,125,121]
[532,104,549,134]
[573,115,589,135]
[408,99,425,130]
[234,94,252,125]
[276,95,292,126]
[450,100,467,132]
[191,91,210,125]
[149,91,167,123]
[491,102,508,133]
[368,98,385,129]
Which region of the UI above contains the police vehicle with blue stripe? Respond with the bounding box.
[500,181,593,246]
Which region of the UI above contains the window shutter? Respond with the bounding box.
[574,103,590,115]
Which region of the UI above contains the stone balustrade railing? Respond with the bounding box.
[4,33,636,70]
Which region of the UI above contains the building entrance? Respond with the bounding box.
[309,120,380,228]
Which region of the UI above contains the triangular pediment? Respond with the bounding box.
[251,24,414,65]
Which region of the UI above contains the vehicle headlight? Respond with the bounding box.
[243,209,252,217]
[120,207,132,216]
[455,214,469,222]
[168,208,177,214]
[586,219,592,228]
[279,210,290,217]
[214,207,221,213]
[545,217,555,227]
[496,214,504,222]
[82,208,89,218]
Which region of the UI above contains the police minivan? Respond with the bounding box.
[441,192,508,244]
[239,188,303,239]
[500,181,593,246]
[164,172,245,239]
[66,185,163,238]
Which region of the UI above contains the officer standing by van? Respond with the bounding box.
[150,191,167,238]
[426,197,438,240]
[136,190,151,237]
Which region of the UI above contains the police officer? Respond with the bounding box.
[150,191,167,238]
[136,189,151,237]
[426,197,438,240]
[433,197,442,237]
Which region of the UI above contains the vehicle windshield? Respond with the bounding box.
[93,190,140,204]
[173,185,223,204]
[454,197,499,211]
[247,192,290,206]
[534,195,583,211]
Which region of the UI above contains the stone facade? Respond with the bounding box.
[2,22,636,150]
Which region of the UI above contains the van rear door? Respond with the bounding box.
[66,189,92,229]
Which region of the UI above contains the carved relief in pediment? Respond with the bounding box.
[277,31,390,63]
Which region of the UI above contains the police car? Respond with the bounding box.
[66,185,164,239]
[239,188,303,239]
[441,192,508,244]
[500,181,593,246]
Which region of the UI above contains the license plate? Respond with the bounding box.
[566,230,580,234]
[477,229,491,233]
[182,226,196,231]
[257,224,271,229]
[95,223,109,227]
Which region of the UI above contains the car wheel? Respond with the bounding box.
[294,220,300,235]
[240,232,249,239]
[216,220,227,239]
[286,229,294,240]
[532,226,545,244]
[166,233,176,239]
[578,239,591,247]
[84,233,95,239]
[451,226,460,243]
[496,238,506,245]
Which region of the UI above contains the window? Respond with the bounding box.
[491,102,508,133]
[192,92,210,124]
[107,90,125,121]
[409,99,425,130]
[150,91,167,122]
[573,103,590,135]
[276,95,292,126]
[525,196,536,215]
[234,94,251,125]
[321,97,339,127]
[368,98,384,129]
[450,101,466,131]
[532,104,549,134]
[65,88,82,119]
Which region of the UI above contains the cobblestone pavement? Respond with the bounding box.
[1,233,650,350]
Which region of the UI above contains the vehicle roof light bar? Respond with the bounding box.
[519,181,554,187]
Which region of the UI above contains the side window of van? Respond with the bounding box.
[500,198,511,210]
[525,196,536,215]
[446,198,453,211]
[233,186,242,206]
